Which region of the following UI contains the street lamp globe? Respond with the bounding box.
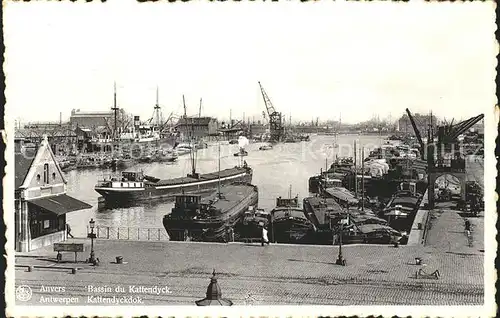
[89,218,95,230]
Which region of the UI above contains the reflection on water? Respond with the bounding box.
[65,135,385,237]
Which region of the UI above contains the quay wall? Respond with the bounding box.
[407,189,430,246]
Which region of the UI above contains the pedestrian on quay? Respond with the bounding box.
[66,223,74,238]
[261,226,270,246]
[465,219,471,236]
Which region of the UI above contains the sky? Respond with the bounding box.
[4,1,497,125]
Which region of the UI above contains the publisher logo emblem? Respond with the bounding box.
[16,285,32,302]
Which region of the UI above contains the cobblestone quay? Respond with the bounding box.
[16,239,483,305]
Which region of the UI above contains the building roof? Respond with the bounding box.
[176,117,215,126]
[15,152,35,190]
[28,194,92,215]
[71,110,114,118]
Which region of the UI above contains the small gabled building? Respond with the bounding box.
[15,136,92,252]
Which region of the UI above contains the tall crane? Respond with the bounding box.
[258,82,284,142]
[405,108,425,158]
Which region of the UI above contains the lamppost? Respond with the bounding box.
[87,218,97,264]
[335,217,347,266]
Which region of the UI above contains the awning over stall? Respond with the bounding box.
[28,194,92,215]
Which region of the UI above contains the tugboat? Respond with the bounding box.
[234,148,248,157]
[270,187,315,244]
[163,183,259,242]
[258,144,273,151]
[234,136,249,156]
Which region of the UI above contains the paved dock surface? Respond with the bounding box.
[14,156,486,306]
[15,239,483,305]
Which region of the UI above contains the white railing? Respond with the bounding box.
[87,226,169,241]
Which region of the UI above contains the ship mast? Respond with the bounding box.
[112,81,119,141]
[184,95,198,178]
[361,146,365,211]
[354,140,357,198]
[154,86,161,148]
[217,139,221,197]
[154,86,161,128]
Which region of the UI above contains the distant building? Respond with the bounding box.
[15,136,92,252]
[397,113,437,136]
[249,123,267,138]
[175,117,218,140]
[70,109,126,129]
[15,125,77,155]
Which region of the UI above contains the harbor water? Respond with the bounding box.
[66,134,386,237]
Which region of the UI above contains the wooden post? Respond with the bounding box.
[117,229,120,240]
[107,227,110,239]
[74,251,77,263]
[148,228,150,240]
[138,228,140,240]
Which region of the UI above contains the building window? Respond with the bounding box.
[36,174,41,183]
[52,172,56,180]
[43,220,50,229]
[43,163,49,184]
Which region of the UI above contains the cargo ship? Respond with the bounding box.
[95,136,252,206]
[163,183,259,242]
[94,165,252,206]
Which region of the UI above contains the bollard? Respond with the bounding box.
[107,227,110,239]
[27,266,34,272]
[138,228,140,240]
[71,268,77,274]
[116,256,123,264]
[415,257,422,265]
[148,228,150,240]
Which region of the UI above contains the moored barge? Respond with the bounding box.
[270,196,315,244]
[162,183,259,242]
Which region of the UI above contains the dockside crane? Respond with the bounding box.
[258,82,284,143]
[405,108,425,159]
